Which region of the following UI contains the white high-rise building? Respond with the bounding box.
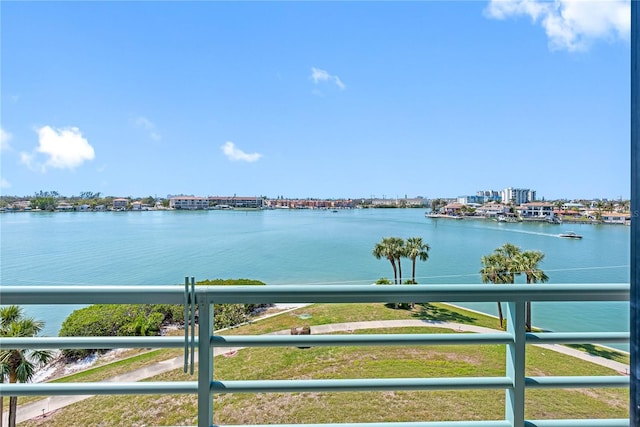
[500,188,535,205]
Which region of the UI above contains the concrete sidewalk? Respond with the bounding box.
[4,318,629,424]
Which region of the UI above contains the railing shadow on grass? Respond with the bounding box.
[409,302,478,324]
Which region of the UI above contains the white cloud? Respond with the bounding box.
[134,116,161,141]
[20,126,95,172]
[485,0,630,52]
[310,67,346,90]
[0,177,11,189]
[1,127,12,151]
[221,141,262,162]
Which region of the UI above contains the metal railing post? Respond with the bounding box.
[505,300,526,427]
[197,292,214,427]
[631,0,640,424]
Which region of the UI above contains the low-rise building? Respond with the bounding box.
[170,196,208,210]
[56,203,74,211]
[113,198,128,210]
[601,211,631,225]
[518,202,554,218]
[209,196,264,209]
[475,204,510,218]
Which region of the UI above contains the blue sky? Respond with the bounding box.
[0,1,632,200]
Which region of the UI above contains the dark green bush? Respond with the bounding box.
[59,279,268,360]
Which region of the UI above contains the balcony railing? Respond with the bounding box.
[0,282,631,427]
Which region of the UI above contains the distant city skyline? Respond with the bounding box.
[1,187,631,203]
[1,1,632,201]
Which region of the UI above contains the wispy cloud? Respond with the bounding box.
[484,0,630,52]
[221,141,262,162]
[20,126,95,172]
[1,127,12,151]
[134,116,161,141]
[310,67,346,90]
[0,177,11,189]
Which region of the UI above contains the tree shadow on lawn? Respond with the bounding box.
[407,303,477,324]
[567,343,628,363]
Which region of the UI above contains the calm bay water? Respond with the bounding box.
[0,208,631,347]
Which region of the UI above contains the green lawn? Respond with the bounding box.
[17,302,629,426]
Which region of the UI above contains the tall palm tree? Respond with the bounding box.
[0,306,53,427]
[518,250,549,331]
[393,238,406,285]
[373,237,404,285]
[480,244,523,329]
[480,253,510,328]
[495,243,522,283]
[405,237,430,283]
[595,200,605,221]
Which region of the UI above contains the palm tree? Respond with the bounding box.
[405,237,430,283]
[480,244,522,329]
[0,306,53,427]
[373,237,405,285]
[480,253,510,328]
[595,200,605,221]
[394,238,406,285]
[517,250,549,331]
[495,243,522,283]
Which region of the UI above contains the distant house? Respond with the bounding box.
[601,212,631,225]
[518,202,554,218]
[56,203,74,211]
[113,198,128,210]
[76,204,91,212]
[132,202,142,211]
[443,203,464,215]
[94,205,106,211]
[555,209,582,218]
[475,204,509,218]
[170,196,208,210]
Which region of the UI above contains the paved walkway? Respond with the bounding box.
[4,316,629,424]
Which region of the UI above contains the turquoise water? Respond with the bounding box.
[0,209,631,344]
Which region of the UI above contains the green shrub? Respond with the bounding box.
[59,279,268,360]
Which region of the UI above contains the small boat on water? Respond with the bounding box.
[558,231,582,239]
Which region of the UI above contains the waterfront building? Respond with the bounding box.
[475,203,510,218]
[169,196,209,210]
[113,198,128,210]
[56,203,74,211]
[443,202,464,215]
[601,211,632,225]
[518,202,554,218]
[209,196,264,209]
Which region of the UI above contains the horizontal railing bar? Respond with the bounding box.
[524,420,629,427]
[214,421,629,427]
[1,332,630,351]
[211,377,513,393]
[0,381,198,396]
[216,422,514,427]
[0,336,188,350]
[0,285,185,305]
[526,332,630,344]
[525,376,629,388]
[212,333,514,347]
[0,284,629,305]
